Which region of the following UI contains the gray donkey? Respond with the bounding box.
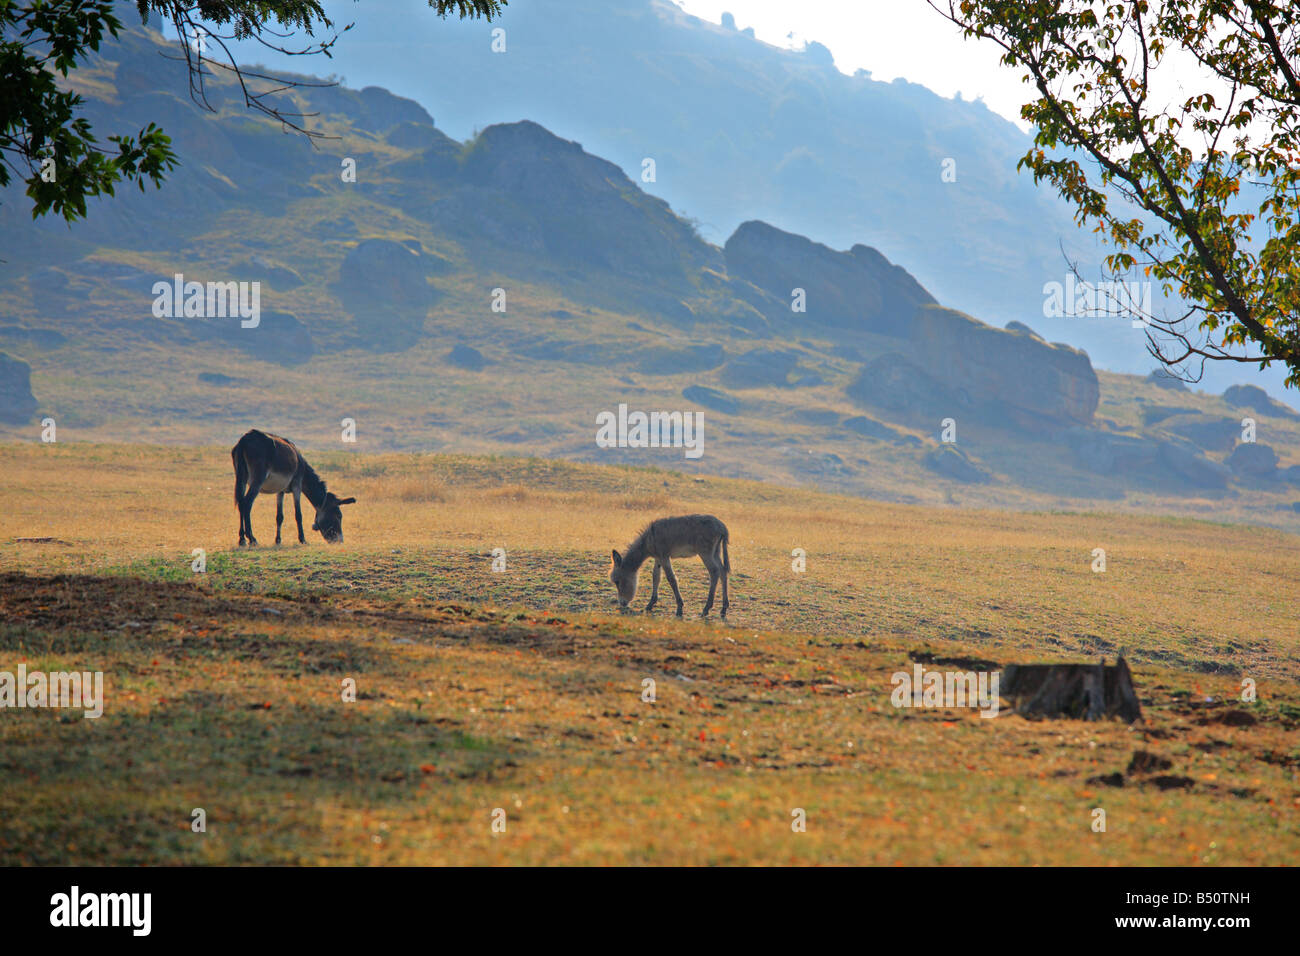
[609,514,730,618]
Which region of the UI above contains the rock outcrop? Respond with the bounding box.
[1223,384,1300,421]
[447,345,489,371]
[335,238,439,349]
[1158,415,1241,453]
[1147,368,1188,390]
[723,220,935,336]
[1227,442,1280,481]
[846,352,946,417]
[449,121,721,287]
[923,444,991,483]
[1004,321,1045,340]
[202,311,315,366]
[909,306,1099,428]
[722,222,1101,432]
[846,312,1099,432]
[0,351,38,424]
[1064,428,1230,490]
[338,238,437,310]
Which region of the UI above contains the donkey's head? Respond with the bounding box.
[312,492,356,543]
[609,549,638,608]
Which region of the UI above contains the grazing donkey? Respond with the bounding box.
[609,514,730,618]
[231,429,355,546]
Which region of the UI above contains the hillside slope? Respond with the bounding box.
[3,17,1300,529]
[210,0,1299,400]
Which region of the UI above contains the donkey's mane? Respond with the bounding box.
[301,461,328,509]
[615,522,655,571]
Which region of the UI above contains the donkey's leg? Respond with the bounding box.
[661,557,684,617]
[292,487,305,544]
[645,561,662,613]
[275,492,285,545]
[241,467,269,546]
[720,553,729,619]
[702,553,720,617]
[237,486,251,547]
[235,464,247,547]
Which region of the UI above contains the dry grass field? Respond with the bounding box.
[1,440,1298,864]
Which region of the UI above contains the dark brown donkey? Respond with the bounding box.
[609,514,730,618]
[231,429,355,546]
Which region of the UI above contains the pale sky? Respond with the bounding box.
[676,0,1034,129]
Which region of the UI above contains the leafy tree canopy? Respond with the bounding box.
[931,0,1300,387]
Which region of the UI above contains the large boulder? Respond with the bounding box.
[1065,428,1230,490]
[909,305,1100,428]
[1147,368,1188,390]
[846,311,1100,431]
[722,220,935,336]
[1226,442,1280,480]
[336,238,439,349]
[203,311,315,366]
[1223,384,1300,421]
[338,238,437,310]
[0,351,38,424]
[1067,429,1158,474]
[923,444,991,483]
[453,121,721,286]
[1158,439,1233,489]
[447,345,489,371]
[846,352,951,418]
[1159,415,1241,453]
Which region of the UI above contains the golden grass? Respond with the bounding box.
[381,473,449,503]
[1,441,1298,865]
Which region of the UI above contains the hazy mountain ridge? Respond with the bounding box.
[203,0,1294,398]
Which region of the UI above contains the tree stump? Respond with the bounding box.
[1000,657,1141,723]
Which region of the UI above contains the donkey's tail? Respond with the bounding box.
[722,532,730,573]
[232,441,248,510]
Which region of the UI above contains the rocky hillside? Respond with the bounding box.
[3,15,1300,528]
[219,0,1300,403]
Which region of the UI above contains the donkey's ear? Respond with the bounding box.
[611,549,622,566]
[337,497,356,505]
